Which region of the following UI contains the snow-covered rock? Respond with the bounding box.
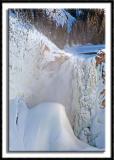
[96,49,105,65]
[11,9,105,48]
[45,9,76,33]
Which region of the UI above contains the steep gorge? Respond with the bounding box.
[10,9,105,49]
[9,10,105,150]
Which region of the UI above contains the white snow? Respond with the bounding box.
[9,97,28,150]
[9,97,99,151]
[9,12,105,151]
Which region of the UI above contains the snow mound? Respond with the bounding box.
[9,97,99,151]
[45,9,76,32]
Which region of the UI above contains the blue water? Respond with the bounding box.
[64,44,105,55]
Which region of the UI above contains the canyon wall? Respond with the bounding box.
[10,9,105,49]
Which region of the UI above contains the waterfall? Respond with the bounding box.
[70,56,105,147]
[9,13,105,149]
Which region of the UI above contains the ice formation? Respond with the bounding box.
[9,11,105,151]
[45,9,76,32]
[10,97,100,151]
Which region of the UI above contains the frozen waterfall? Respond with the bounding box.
[9,13,105,150]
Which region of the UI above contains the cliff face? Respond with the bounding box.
[10,9,105,49]
[96,50,105,109]
[9,13,105,149]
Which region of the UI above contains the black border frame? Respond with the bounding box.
[1,0,113,159]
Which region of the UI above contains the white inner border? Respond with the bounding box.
[2,2,111,158]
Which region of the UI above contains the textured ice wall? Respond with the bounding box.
[71,56,105,148]
[9,14,105,149]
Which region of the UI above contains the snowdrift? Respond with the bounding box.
[9,12,105,150]
[9,97,99,151]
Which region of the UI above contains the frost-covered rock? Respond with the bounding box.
[96,49,105,108]
[96,50,105,66]
[45,9,76,33]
